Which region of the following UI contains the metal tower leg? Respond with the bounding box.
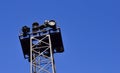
[30,35,56,73]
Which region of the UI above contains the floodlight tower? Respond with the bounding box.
[19,20,64,73]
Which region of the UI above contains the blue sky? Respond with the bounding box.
[0,0,120,73]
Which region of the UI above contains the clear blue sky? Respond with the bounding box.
[0,0,120,73]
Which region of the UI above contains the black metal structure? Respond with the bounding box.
[19,20,64,73]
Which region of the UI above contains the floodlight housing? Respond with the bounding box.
[32,22,39,34]
[22,26,30,37]
[39,24,46,30]
[47,20,56,30]
[48,20,56,26]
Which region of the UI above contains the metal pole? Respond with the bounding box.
[30,37,33,73]
[29,35,56,73]
[48,35,56,73]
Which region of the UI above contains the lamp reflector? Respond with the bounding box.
[48,20,56,26]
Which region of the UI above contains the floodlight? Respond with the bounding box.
[39,24,46,30]
[48,20,56,26]
[47,20,56,29]
[38,20,57,31]
[32,22,39,34]
[22,26,30,37]
[19,20,64,73]
[19,20,64,61]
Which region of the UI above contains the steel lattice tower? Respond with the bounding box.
[30,35,56,73]
[19,20,64,73]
